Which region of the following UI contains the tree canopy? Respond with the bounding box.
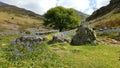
[44,6,80,32]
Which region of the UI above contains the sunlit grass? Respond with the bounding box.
[0,35,120,68]
[0,12,43,32]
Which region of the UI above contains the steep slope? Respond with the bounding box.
[86,0,120,21]
[86,0,120,29]
[74,9,89,21]
[0,2,44,32]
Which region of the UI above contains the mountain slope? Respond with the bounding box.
[0,2,43,20]
[86,0,120,29]
[86,0,120,21]
[74,9,89,21]
[0,2,44,32]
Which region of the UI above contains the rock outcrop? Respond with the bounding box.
[86,0,120,21]
[52,35,70,43]
[71,25,96,45]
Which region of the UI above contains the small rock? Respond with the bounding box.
[52,35,70,43]
[111,39,117,44]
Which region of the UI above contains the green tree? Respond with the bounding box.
[44,6,80,32]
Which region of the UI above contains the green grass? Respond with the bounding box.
[0,35,120,68]
[49,43,120,68]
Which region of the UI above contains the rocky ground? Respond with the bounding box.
[97,36,120,47]
[1,26,120,47]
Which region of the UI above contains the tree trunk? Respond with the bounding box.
[59,28,63,32]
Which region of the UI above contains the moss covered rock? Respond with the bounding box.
[71,25,96,45]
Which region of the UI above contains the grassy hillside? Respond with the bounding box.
[0,2,43,20]
[88,8,120,28]
[0,12,43,32]
[86,0,120,21]
[86,0,120,29]
[0,2,44,32]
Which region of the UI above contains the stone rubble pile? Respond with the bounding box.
[52,29,76,43]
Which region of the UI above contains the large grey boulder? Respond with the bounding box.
[71,25,96,45]
[52,33,71,43]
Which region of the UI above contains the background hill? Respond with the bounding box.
[0,2,88,32]
[74,9,89,21]
[0,2,44,32]
[0,2,43,20]
[86,0,120,29]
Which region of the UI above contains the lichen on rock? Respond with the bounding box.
[71,25,96,45]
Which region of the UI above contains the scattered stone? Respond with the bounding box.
[11,36,43,58]
[52,35,64,42]
[52,35,70,43]
[35,30,59,35]
[111,39,117,44]
[71,25,96,45]
[52,29,76,43]
[14,36,42,44]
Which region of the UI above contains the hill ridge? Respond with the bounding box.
[86,0,120,21]
[0,1,43,20]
